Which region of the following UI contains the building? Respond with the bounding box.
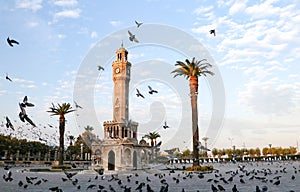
[91,45,152,171]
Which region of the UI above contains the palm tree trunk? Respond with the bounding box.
[190,76,199,166]
[59,115,65,166]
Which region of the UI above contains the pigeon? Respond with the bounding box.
[148,85,158,94]
[19,103,26,122]
[136,89,145,98]
[87,184,96,189]
[211,184,218,192]
[163,121,169,129]
[273,180,280,185]
[135,20,143,28]
[18,180,23,187]
[34,180,42,185]
[7,37,19,47]
[5,73,12,82]
[61,177,68,182]
[39,137,47,142]
[217,184,225,191]
[232,184,239,192]
[210,29,216,36]
[98,65,104,71]
[23,96,35,107]
[49,186,59,191]
[74,101,83,109]
[18,103,36,127]
[64,171,77,179]
[128,30,139,43]
[5,116,14,130]
[255,186,261,192]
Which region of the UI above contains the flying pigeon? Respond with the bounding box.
[135,20,143,28]
[136,89,145,98]
[210,29,216,36]
[5,116,14,130]
[197,141,210,151]
[18,103,36,127]
[6,73,12,82]
[128,30,139,43]
[148,85,158,94]
[19,103,26,122]
[74,101,83,109]
[98,65,104,71]
[23,96,35,107]
[7,37,19,47]
[163,121,169,129]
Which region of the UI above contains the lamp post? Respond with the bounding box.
[268,144,272,156]
[80,143,84,160]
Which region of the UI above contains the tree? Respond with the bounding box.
[143,131,161,147]
[84,125,94,132]
[180,149,192,158]
[262,147,269,156]
[81,129,97,148]
[172,57,214,166]
[47,103,75,166]
[68,135,75,146]
[212,148,218,157]
[255,147,261,157]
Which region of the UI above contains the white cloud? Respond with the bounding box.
[16,0,42,12]
[57,34,66,39]
[193,6,213,15]
[229,0,247,15]
[110,21,121,27]
[53,0,78,7]
[54,8,81,20]
[238,79,299,115]
[245,0,280,19]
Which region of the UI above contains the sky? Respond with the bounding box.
[0,0,300,152]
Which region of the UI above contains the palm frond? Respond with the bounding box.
[172,57,214,79]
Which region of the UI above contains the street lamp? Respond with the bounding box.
[80,143,84,160]
[268,144,272,156]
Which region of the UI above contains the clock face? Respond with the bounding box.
[115,68,120,74]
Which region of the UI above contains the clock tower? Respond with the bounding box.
[112,45,131,122]
[90,45,153,171]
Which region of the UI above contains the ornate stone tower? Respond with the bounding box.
[112,45,130,123]
[90,45,151,171]
[102,45,138,141]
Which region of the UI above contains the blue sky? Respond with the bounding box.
[0,0,300,151]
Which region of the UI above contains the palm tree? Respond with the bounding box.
[84,125,94,132]
[143,131,161,147]
[47,103,75,166]
[68,135,75,146]
[172,57,214,166]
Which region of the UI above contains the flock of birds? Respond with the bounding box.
[2,34,88,146]
[127,21,216,44]
[1,21,216,152]
[1,161,299,191]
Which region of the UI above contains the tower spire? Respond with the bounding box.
[121,40,123,48]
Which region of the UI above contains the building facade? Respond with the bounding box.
[91,46,152,171]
